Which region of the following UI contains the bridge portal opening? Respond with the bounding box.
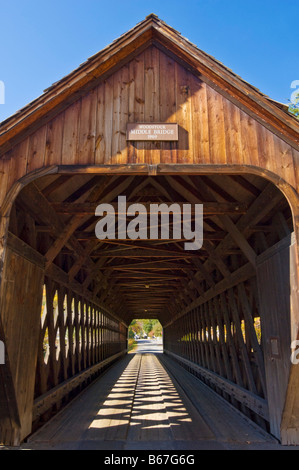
[1,171,296,445]
[129,319,163,340]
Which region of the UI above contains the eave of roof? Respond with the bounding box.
[0,13,298,156]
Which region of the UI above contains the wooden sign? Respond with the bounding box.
[127,123,178,141]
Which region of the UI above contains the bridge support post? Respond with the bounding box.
[0,245,44,445]
[280,233,299,445]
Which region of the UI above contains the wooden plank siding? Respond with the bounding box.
[0,46,298,210]
[0,247,44,442]
[256,234,299,443]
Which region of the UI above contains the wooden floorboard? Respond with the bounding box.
[9,347,292,450]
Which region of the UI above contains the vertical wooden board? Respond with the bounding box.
[262,125,279,176]
[198,82,210,165]
[255,120,270,171]
[273,135,296,189]
[206,85,227,164]
[238,109,257,166]
[144,46,160,164]
[81,300,87,369]
[223,99,243,165]
[246,114,261,168]
[129,53,145,164]
[3,139,29,209]
[26,125,47,174]
[0,343,21,446]
[77,89,97,165]
[10,139,29,182]
[144,47,159,122]
[176,63,192,163]
[45,113,64,166]
[159,51,177,164]
[47,283,58,388]
[18,262,44,438]
[73,296,80,371]
[95,82,106,164]
[58,288,67,381]
[158,51,176,122]
[0,157,9,210]
[111,65,129,164]
[0,248,44,440]
[36,321,48,397]
[292,148,299,194]
[126,56,136,164]
[280,236,299,444]
[62,100,81,165]
[111,68,121,165]
[288,236,299,343]
[103,77,114,164]
[119,65,130,165]
[67,292,75,377]
[256,235,293,439]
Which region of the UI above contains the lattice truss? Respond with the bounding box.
[7,172,293,428]
[164,279,267,428]
[37,279,127,397]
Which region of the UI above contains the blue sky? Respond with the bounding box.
[0,0,298,122]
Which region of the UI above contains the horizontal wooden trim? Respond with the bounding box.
[76,231,226,242]
[32,350,127,421]
[57,164,151,174]
[164,350,269,421]
[7,232,45,269]
[51,201,247,215]
[257,232,295,265]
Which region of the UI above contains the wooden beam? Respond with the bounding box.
[164,351,269,420]
[66,175,135,281]
[44,215,86,270]
[220,215,257,266]
[170,180,283,310]
[95,260,197,270]
[51,201,247,215]
[44,176,112,270]
[7,231,45,269]
[75,230,226,241]
[164,261,256,326]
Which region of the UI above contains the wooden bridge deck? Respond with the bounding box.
[11,341,287,450]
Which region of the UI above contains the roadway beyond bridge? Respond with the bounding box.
[3,340,293,451]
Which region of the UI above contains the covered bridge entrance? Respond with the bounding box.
[0,15,298,448]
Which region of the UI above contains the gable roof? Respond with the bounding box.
[0,13,298,155]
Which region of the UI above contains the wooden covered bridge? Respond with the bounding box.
[0,15,299,449]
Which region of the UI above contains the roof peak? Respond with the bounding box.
[145,13,159,20]
[0,14,297,149]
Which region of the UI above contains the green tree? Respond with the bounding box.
[288,91,299,120]
[128,318,163,338]
[128,320,142,338]
[143,319,154,335]
[152,321,162,337]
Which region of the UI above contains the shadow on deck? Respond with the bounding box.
[8,340,294,450]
